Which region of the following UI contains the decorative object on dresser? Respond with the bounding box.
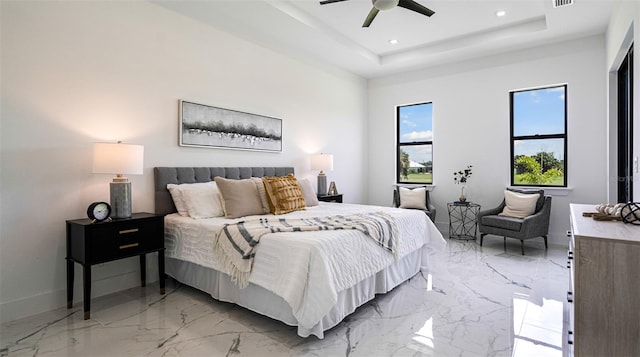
[620,202,640,224]
[568,204,640,356]
[392,185,436,222]
[310,153,333,196]
[447,202,481,240]
[179,100,282,152]
[92,141,144,219]
[66,213,165,320]
[477,188,551,255]
[453,164,472,203]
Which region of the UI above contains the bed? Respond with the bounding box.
[154,167,444,338]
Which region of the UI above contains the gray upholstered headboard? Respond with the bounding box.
[154,167,295,215]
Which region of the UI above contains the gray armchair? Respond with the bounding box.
[477,188,551,255]
[393,186,436,222]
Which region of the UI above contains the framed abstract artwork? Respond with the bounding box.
[179,100,282,152]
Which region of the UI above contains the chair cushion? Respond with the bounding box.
[398,186,427,210]
[500,190,540,218]
[481,214,523,231]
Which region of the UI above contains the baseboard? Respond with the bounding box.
[0,262,160,324]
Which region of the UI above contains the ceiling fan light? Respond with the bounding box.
[373,0,399,11]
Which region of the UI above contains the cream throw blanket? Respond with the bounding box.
[214,212,399,287]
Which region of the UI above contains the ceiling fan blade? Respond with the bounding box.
[362,7,380,27]
[397,0,435,17]
[319,0,350,5]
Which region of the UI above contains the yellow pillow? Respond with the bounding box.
[262,174,306,215]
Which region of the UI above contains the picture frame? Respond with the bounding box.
[179,100,282,152]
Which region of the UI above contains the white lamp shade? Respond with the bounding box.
[310,153,334,172]
[92,142,144,175]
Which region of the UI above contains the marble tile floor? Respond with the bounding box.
[1,238,570,357]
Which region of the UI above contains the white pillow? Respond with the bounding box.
[175,182,225,219]
[167,184,189,216]
[399,187,427,210]
[499,190,540,218]
[298,178,319,207]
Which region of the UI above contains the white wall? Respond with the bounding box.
[367,35,608,245]
[0,1,367,322]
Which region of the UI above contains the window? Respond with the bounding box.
[510,85,567,187]
[397,102,433,184]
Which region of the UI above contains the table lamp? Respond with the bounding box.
[92,141,144,219]
[310,153,333,196]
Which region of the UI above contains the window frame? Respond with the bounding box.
[509,84,568,187]
[396,102,433,185]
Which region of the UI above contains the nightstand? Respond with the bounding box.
[317,194,343,203]
[66,212,165,319]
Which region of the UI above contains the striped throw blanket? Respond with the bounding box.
[214,212,398,287]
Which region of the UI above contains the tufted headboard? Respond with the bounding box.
[153,167,294,215]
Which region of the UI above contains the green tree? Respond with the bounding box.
[516,156,562,184]
[532,151,562,172]
[400,150,409,180]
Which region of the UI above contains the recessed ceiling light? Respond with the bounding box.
[389,39,399,44]
[496,10,506,17]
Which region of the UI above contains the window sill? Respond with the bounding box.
[394,183,436,191]
[508,186,573,196]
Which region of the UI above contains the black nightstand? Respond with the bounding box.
[317,194,343,203]
[66,212,165,319]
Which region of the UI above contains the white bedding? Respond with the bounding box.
[165,202,445,334]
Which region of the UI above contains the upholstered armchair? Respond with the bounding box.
[393,186,436,222]
[477,188,552,255]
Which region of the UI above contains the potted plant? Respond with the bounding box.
[454,165,473,202]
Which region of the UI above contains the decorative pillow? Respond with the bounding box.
[499,190,540,218]
[168,182,224,219]
[167,184,189,216]
[507,187,545,212]
[250,177,270,214]
[399,186,427,210]
[298,178,319,207]
[214,177,266,219]
[262,174,307,215]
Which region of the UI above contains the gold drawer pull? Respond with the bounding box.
[119,228,139,235]
[119,243,139,249]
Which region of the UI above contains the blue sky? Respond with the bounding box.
[398,103,433,163]
[513,86,565,160]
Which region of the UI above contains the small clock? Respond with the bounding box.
[87,201,111,223]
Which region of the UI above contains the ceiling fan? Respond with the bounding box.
[319,0,435,28]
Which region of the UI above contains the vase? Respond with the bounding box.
[458,186,467,202]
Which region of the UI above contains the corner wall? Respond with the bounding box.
[0,1,367,322]
[367,35,607,245]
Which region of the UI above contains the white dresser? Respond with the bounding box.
[568,204,640,357]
